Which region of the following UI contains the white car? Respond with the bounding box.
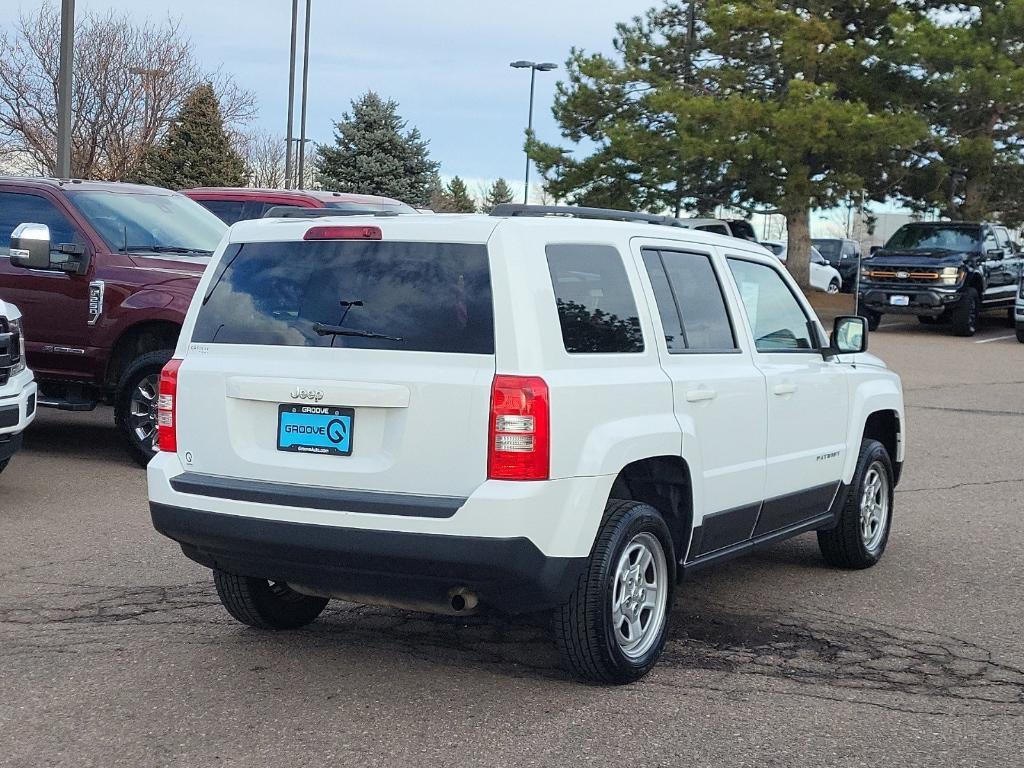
[149,205,905,683]
[761,240,843,294]
[0,299,37,475]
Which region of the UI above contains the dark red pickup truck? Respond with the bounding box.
[0,177,225,464]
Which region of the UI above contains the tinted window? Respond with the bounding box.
[993,227,1010,250]
[642,251,686,354]
[199,199,246,225]
[727,258,815,352]
[884,225,980,252]
[810,248,826,265]
[193,240,494,353]
[546,244,643,354]
[0,192,79,249]
[696,224,730,236]
[812,239,841,264]
[644,250,735,352]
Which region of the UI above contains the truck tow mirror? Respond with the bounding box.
[9,222,52,269]
[869,245,881,256]
[826,315,868,357]
[986,248,1004,260]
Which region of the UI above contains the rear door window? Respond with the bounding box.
[642,249,736,353]
[193,240,494,353]
[546,244,644,354]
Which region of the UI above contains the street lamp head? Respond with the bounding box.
[536,62,558,71]
[510,60,533,69]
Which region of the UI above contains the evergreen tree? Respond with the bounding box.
[316,91,439,207]
[882,4,1024,225]
[427,172,451,211]
[134,83,247,190]
[532,2,925,288]
[445,176,477,212]
[480,177,515,213]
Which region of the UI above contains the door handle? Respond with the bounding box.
[685,388,717,403]
[773,383,798,396]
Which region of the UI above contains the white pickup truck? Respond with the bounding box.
[0,299,37,475]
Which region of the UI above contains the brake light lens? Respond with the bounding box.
[157,359,183,452]
[488,375,549,481]
[303,225,382,241]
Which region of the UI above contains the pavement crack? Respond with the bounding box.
[897,477,1024,493]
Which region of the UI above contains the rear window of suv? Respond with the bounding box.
[192,240,494,353]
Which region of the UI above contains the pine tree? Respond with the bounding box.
[480,177,515,213]
[445,176,477,212]
[316,91,440,207]
[427,172,450,211]
[134,83,247,190]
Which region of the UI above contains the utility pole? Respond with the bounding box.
[284,0,298,189]
[297,0,311,190]
[56,0,75,178]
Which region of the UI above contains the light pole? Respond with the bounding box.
[129,66,169,148]
[56,0,75,178]
[284,0,299,189]
[297,0,312,191]
[510,60,556,204]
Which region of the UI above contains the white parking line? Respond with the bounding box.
[879,322,915,330]
[974,334,1017,344]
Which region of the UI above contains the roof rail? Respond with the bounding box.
[262,206,401,219]
[489,203,686,228]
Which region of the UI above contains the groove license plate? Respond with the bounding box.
[277,404,354,456]
[889,295,910,306]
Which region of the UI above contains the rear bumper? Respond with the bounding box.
[859,286,961,316]
[150,502,586,613]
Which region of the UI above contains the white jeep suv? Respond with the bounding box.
[0,299,37,475]
[148,204,905,683]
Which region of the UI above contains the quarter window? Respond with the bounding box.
[546,244,644,354]
[727,258,816,352]
[642,249,735,352]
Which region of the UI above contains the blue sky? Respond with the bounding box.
[0,0,658,192]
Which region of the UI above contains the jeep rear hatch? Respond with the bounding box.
[175,236,496,498]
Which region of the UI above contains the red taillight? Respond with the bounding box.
[157,359,183,453]
[488,375,549,481]
[303,225,382,241]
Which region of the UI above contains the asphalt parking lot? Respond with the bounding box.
[1,318,1021,768]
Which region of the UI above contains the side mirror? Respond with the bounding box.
[825,315,868,357]
[9,222,52,269]
[987,248,1004,259]
[869,245,881,256]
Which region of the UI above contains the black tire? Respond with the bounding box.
[1006,307,1017,328]
[950,287,979,337]
[817,439,894,570]
[1016,325,1024,344]
[0,458,9,475]
[213,570,329,630]
[861,309,881,332]
[554,499,675,684]
[114,349,173,467]
[827,279,840,295]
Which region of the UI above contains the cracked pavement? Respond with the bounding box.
[1,320,1021,767]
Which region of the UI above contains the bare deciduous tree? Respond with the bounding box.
[239,129,287,188]
[0,3,256,180]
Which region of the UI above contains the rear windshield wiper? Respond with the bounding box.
[312,323,403,342]
[122,245,213,255]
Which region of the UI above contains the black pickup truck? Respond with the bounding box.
[858,222,1023,336]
